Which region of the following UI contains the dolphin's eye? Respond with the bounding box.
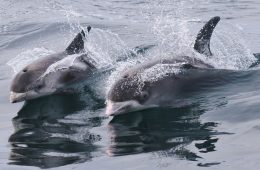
[141,92,148,99]
[60,72,75,83]
[35,84,43,91]
[138,91,149,104]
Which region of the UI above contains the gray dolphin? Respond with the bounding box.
[10,26,96,103]
[105,16,223,116]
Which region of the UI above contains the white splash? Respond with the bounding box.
[141,63,182,82]
[40,53,81,79]
[86,28,131,69]
[7,47,54,74]
[204,23,256,70]
[144,0,256,71]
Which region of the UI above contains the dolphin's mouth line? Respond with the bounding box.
[10,91,27,103]
[9,90,52,103]
[105,100,153,116]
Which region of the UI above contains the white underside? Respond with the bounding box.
[10,90,53,103]
[105,100,153,116]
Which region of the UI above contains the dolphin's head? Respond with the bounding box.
[106,74,152,116]
[106,64,185,116]
[10,60,60,103]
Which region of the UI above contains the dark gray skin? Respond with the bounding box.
[10,26,96,103]
[106,16,226,116]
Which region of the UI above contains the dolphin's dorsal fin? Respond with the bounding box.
[194,16,220,56]
[65,26,91,55]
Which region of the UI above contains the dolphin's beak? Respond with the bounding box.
[10,89,58,103]
[10,91,26,103]
[105,100,144,116]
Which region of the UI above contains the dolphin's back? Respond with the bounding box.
[121,56,213,78]
[26,52,66,71]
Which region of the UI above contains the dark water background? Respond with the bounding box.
[1,0,260,169]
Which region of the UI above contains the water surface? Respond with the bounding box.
[1,0,260,169]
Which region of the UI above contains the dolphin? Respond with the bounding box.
[10,26,96,103]
[105,16,229,116]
